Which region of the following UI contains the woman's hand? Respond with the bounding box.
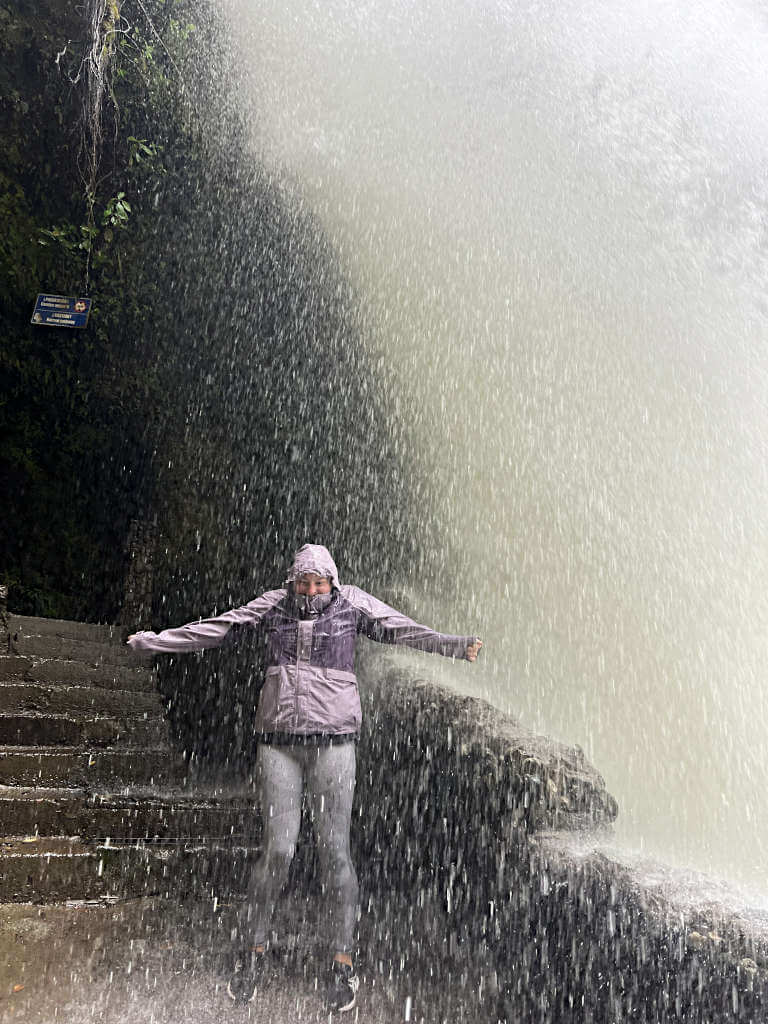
[126,630,154,648]
[466,638,483,662]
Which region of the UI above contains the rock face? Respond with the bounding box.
[354,649,768,1022]
[359,655,618,834]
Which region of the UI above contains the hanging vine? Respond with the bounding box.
[79,0,124,291]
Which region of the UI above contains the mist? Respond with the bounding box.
[218,0,768,892]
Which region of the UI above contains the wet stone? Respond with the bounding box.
[0,657,33,681]
[353,649,768,1022]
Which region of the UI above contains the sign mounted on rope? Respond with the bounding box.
[31,294,92,328]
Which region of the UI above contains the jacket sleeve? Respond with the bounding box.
[343,585,476,659]
[126,589,286,654]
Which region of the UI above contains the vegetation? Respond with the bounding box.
[0,0,206,617]
[1,0,428,634]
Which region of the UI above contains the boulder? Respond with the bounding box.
[354,648,768,1022]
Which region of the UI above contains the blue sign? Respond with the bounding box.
[31,294,92,328]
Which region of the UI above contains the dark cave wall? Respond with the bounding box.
[1,0,429,627]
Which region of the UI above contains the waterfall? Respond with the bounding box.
[214,0,768,894]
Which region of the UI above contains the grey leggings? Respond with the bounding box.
[245,742,359,952]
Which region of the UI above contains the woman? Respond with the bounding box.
[128,543,482,1013]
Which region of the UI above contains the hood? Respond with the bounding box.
[285,543,341,590]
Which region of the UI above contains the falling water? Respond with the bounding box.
[214,0,768,893]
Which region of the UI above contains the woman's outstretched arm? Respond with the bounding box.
[342,585,482,661]
[126,589,286,654]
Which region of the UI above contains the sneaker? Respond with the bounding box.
[227,947,266,1004]
[326,959,359,1013]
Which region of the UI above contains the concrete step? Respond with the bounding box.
[7,614,114,643]
[0,682,163,717]
[0,746,186,788]
[9,632,146,667]
[0,655,32,679]
[0,836,259,902]
[0,713,169,748]
[0,655,155,691]
[0,786,259,842]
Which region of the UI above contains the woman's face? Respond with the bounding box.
[294,574,332,596]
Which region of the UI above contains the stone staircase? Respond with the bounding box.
[0,614,261,903]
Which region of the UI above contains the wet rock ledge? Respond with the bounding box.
[355,649,768,1023]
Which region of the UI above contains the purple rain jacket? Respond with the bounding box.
[128,544,476,738]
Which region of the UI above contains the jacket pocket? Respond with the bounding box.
[256,665,294,730]
[301,668,361,733]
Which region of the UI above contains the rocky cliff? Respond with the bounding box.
[355,649,768,1022]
